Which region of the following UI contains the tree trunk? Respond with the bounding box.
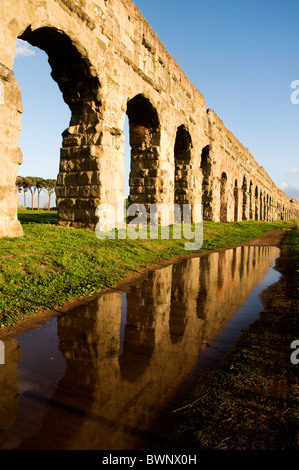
[37,190,41,210]
[48,192,52,211]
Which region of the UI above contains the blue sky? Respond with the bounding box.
[13,0,299,202]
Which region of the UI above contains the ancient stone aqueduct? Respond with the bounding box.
[1,0,299,238]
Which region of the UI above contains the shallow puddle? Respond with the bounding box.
[0,245,280,450]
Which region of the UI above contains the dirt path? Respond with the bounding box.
[243,228,291,246]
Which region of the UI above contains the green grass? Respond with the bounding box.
[0,210,295,328]
[17,208,58,225]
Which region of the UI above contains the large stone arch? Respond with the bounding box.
[126,93,161,208]
[200,145,213,221]
[19,26,103,230]
[1,1,109,236]
[241,175,248,221]
[220,172,228,223]
[254,186,259,221]
[234,179,239,222]
[260,191,264,221]
[173,124,193,214]
[249,180,253,220]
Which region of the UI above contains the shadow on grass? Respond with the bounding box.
[18,210,58,225]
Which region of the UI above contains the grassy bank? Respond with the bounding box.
[0,210,294,329]
[171,224,299,450]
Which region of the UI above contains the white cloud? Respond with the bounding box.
[278,182,290,191]
[278,182,299,200]
[286,168,299,177]
[15,39,35,58]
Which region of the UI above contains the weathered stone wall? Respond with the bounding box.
[205,109,299,222]
[0,0,298,238]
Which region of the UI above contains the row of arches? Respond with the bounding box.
[219,173,292,223]
[125,99,292,224]
[12,25,203,230]
[122,96,194,213]
[17,27,198,216]
[3,22,297,238]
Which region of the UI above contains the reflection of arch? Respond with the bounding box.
[217,251,226,289]
[119,270,158,383]
[169,263,188,344]
[197,256,209,320]
[126,94,160,206]
[18,26,102,229]
[200,145,213,220]
[174,125,193,212]
[1,243,283,450]
[220,172,227,222]
[231,247,237,279]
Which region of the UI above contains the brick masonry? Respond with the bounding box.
[0,0,298,237]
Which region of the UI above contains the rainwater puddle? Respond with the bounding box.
[0,245,280,450]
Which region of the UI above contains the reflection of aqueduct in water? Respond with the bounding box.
[0,246,280,449]
[0,0,299,238]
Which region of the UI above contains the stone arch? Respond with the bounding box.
[269,196,273,222]
[16,26,103,229]
[260,191,263,221]
[242,176,247,221]
[234,179,239,222]
[19,27,101,124]
[249,180,253,220]
[263,194,266,221]
[255,186,259,220]
[220,172,228,222]
[200,145,212,220]
[126,94,161,208]
[174,124,193,214]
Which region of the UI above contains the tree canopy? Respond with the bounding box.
[16,176,57,210]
